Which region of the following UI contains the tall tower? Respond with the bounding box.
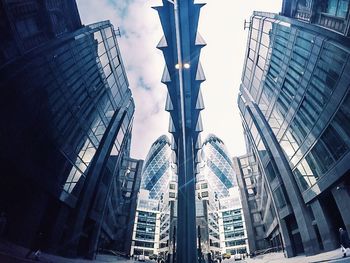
[154,0,206,262]
[141,135,173,200]
[202,134,236,198]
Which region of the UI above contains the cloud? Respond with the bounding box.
[76,0,283,160]
[77,0,168,160]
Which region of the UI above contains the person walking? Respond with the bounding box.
[339,228,350,258]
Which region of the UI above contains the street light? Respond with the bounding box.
[175,63,191,69]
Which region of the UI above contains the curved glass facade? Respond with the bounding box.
[202,134,236,198]
[141,135,173,200]
[237,8,350,257]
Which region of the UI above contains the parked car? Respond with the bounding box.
[149,254,158,260]
[222,253,231,259]
[234,253,242,261]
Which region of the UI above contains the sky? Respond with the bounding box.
[76,0,282,160]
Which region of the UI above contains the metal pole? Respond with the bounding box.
[172,226,176,263]
[172,1,197,262]
[198,225,202,263]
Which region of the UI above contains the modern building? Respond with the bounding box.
[154,0,206,261]
[237,4,350,257]
[0,3,140,257]
[0,0,82,67]
[282,0,350,36]
[141,135,174,200]
[195,175,221,262]
[202,134,237,198]
[109,157,143,256]
[233,154,271,256]
[218,187,249,257]
[131,135,175,259]
[131,190,160,257]
[158,179,177,262]
[201,134,248,259]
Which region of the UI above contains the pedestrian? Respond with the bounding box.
[339,228,350,258]
[0,212,7,237]
[25,231,45,261]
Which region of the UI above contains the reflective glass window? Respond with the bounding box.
[310,141,334,174]
[321,124,348,160]
[265,162,277,182]
[273,187,287,209]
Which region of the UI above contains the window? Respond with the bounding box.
[201,183,208,189]
[16,18,39,38]
[310,141,334,174]
[273,187,287,209]
[326,0,349,18]
[334,93,350,138]
[321,124,348,160]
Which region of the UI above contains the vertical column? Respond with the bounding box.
[279,219,294,257]
[176,134,197,263]
[310,199,338,251]
[250,103,320,256]
[331,184,350,234]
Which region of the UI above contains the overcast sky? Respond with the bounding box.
[76,0,282,160]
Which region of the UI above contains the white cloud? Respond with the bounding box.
[76,0,282,160]
[77,0,168,160]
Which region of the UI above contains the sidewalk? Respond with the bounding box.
[244,249,350,263]
[0,239,134,263]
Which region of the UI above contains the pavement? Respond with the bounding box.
[1,239,350,263]
[0,239,142,263]
[223,249,350,263]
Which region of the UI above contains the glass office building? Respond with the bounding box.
[238,4,350,257]
[131,190,161,257]
[141,135,174,200]
[233,155,273,256]
[0,17,138,258]
[218,187,249,257]
[202,134,236,198]
[195,176,221,262]
[0,0,82,66]
[132,135,176,260]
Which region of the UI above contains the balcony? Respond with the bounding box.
[316,12,348,35]
[295,8,313,22]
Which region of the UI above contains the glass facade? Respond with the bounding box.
[202,134,236,198]
[0,19,137,258]
[0,0,82,65]
[141,135,174,200]
[218,187,249,256]
[131,190,160,256]
[60,22,132,195]
[284,0,350,35]
[239,11,350,193]
[238,9,350,257]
